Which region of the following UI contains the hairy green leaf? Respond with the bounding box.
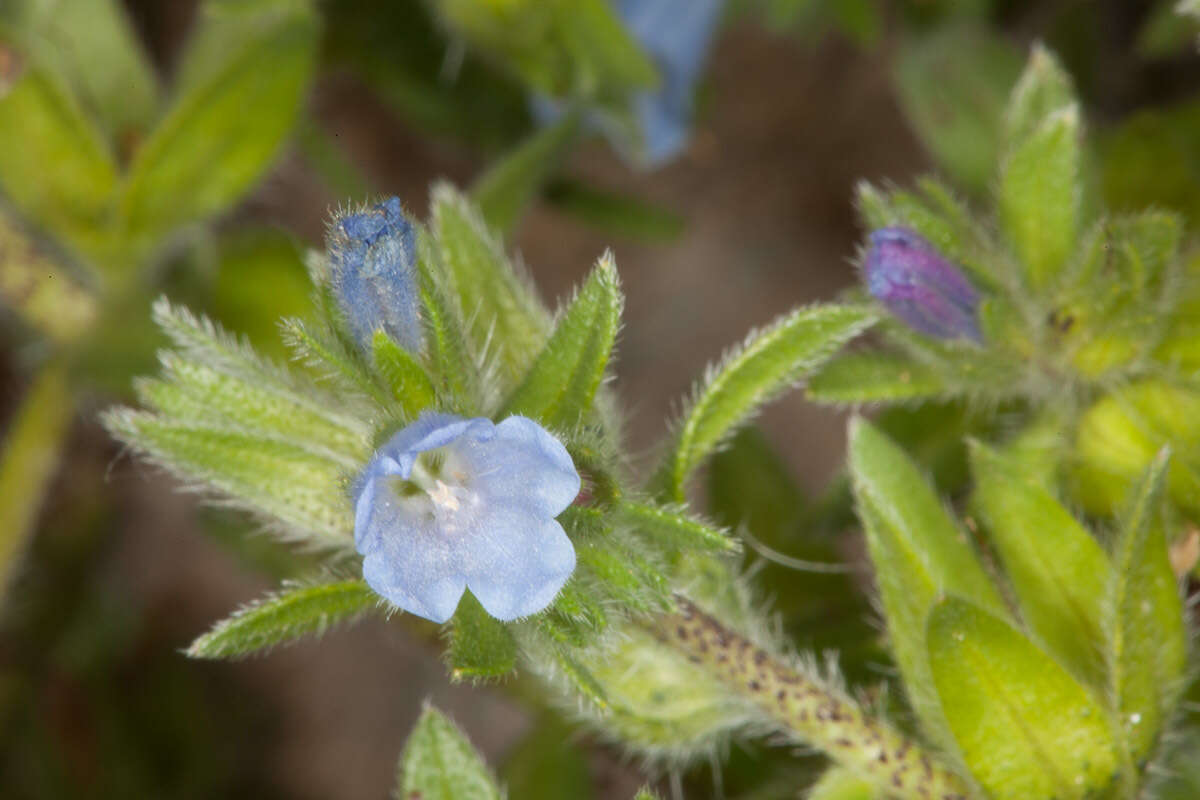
[807,351,944,404]
[414,231,487,412]
[397,705,502,800]
[927,596,1117,800]
[430,184,551,386]
[1004,44,1076,149]
[848,418,1004,750]
[615,499,738,553]
[969,440,1111,684]
[1106,450,1187,762]
[103,411,353,548]
[662,305,876,500]
[187,579,379,659]
[502,255,622,428]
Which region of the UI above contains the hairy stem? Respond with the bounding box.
[658,595,970,800]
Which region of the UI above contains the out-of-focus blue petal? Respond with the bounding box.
[328,196,424,353]
[464,510,576,621]
[351,411,580,623]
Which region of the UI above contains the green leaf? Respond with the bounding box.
[661,305,876,500]
[502,254,622,428]
[430,184,551,386]
[102,411,354,549]
[927,596,1118,800]
[999,104,1081,290]
[120,0,317,239]
[0,58,116,257]
[893,25,1022,194]
[847,418,1005,750]
[1099,100,1200,228]
[615,499,738,553]
[969,440,1111,684]
[1004,44,1076,149]
[186,579,379,659]
[282,314,390,406]
[502,717,594,800]
[397,705,503,800]
[807,351,944,404]
[7,0,158,140]
[447,591,518,681]
[372,330,436,419]
[1106,450,1187,762]
[471,110,581,233]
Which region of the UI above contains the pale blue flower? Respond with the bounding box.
[865,227,983,342]
[530,0,725,167]
[616,0,725,165]
[352,412,580,623]
[328,197,423,353]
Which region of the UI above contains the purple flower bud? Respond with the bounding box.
[864,227,982,342]
[328,197,423,353]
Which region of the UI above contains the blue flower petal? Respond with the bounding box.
[361,526,468,623]
[463,508,577,621]
[453,416,580,517]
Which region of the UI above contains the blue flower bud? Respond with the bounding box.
[353,412,580,623]
[328,197,423,353]
[864,227,983,342]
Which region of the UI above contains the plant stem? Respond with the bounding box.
[658,595,971,800]
[0,361,74,600]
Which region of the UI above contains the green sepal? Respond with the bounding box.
[807,351,944,405]
[186,579,379,659]
[661,304,876,500]
[396,705,503,800]
[430,184,552,387]
[999,104,1081,291]
[927,595,1118,800]
[615,499,739,554]
[447,591,518,681]
[372,330,436,419]
[848,418,1005,750]
[413,229,487,413]
[1105,450,1188,762]
[119,0,317,241]
[471,110,581,234]
[969,440,1112,684]
[502,254,622,428]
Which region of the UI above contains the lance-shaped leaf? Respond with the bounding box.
[397,705,503,800]
[120,0,317,239]
[969,440,1111,684]
[999,104,1081,291]
[447,591,518,681]
[927,596,1118,800]
[502,255,622,428]
[1105,450,1187,761]
[1004,44,1076,148]
[848,419,1004,750]
[471,111,580,234]
[103,412,353,549]
[372,330,436,419]
[807,351,944,405]
[614,498,738,554]
[0,59,116,254]
[187,579,379,659]
[430,184,551,385]
[662,305,876,500]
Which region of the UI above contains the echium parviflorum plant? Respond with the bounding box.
[102,44,1196,800]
